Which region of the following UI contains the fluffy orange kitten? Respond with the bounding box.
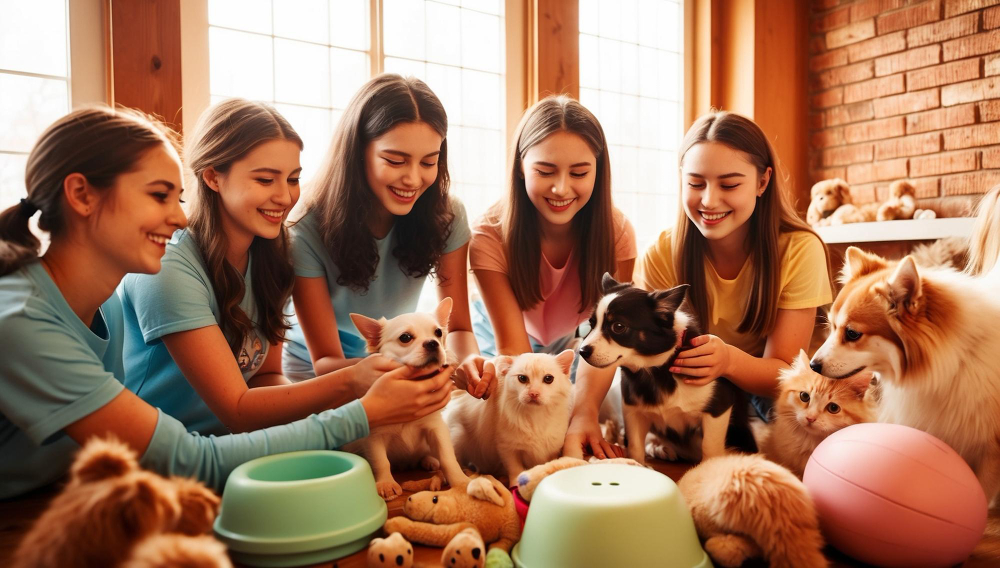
[761,350,876,478]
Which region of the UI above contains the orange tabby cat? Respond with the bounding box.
[761,350,876,478]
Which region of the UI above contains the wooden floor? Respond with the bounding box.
[2,459,998,567]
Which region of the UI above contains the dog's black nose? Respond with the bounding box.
[579,345,593,359]
[809,360,823,374]
[423,339,439,351]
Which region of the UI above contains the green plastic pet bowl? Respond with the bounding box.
[213,450,387,567]
[512,463,712,568]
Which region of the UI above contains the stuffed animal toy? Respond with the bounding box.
[514,456,644,502]
[367,532,414,568]
[11,437,229,568]
[877,180,917,221]
[677,454,826,568]
[383,475,521,560]
[807,178,880,227]
[441,527,486,568]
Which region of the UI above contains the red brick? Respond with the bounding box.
[910,149,979,176]
[814,0,841,9]
[811,37,828,54]
[985,6,1000,30]
[941,76,1000,105]
[875,132,942,159]
[849,183,879,203]
[812,127,846,148]
[813,61,875,90]
[986,54,1000,75]
[943,123,1000,148]
[910,177,941,197]
[847,31,907,62]
[982,146,1000,167]
[813,167,848,180]
[941,169,1000,195]
[873,89,941,117]
[844,75,906,103]
[944,0,1000,18]
[906,104,977,133]
[822,143,875,166]
[851,0,907,22]
[828,20,877,50]
[943,30,1000,61]
[907,13,979,47]
[877,1,941,35]
[813,6,851,33]
[906,58,981,91]
[826,101,876,126]
[979,99,1000,120]
[814,88,845,108]
[811,48,849,72]
[877,158,910,180]
[875,45,941,76]
[845,116,906,143]
[810,112,825,129]
[847,163,876,184]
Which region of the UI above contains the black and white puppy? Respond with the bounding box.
[579,273,756,464]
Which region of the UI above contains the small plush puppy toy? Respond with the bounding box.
[346,298,470,500]
[578,274,756,464]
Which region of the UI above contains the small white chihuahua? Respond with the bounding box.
[343,298,469,500]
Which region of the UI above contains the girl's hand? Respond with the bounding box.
[350,354,403,397]
[670,334,733,386]
[562,413,625,460]
[455,354,497,399]
[360,365,455,428]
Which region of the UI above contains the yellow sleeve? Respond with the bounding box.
[633,229,677,291]
[778,231,833,310]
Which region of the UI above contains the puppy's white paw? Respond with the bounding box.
[420,455,441,471]
[376,478,403,500]
[646,439,678,461]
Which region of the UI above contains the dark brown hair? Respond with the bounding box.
[305,73,454,291]
[673,111,834,337]
[494,95,615,311]
[0,106,178,277]
[185,98,302,354]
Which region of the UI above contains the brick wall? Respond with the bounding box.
[809,0,1000,215]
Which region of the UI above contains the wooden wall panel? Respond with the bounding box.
[529,0,579,103]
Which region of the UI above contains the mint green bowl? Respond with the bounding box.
[512,463,712,568]
[213,451,387,567]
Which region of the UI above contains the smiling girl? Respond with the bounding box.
[283,74,478,381]
[0,106,453,498]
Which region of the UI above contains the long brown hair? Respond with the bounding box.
[673,111,834,337]
[185,99,302,355]
[494,95,615,311]
[307,73,454,291]
[0,106,178,277]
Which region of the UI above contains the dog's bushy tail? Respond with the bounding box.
[679,454,828,568]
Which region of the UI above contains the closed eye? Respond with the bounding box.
[255,178,274,185]
[383,157,404,166]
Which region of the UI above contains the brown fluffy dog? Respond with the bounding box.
[11,438,230,568]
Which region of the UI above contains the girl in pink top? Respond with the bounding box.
[455,96,637,460]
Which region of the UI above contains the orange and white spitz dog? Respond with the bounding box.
[810,246,1000,506]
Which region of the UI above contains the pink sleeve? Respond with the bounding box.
[614,209,638,262]
[468,219,509,274]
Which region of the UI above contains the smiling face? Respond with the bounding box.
[205,138,301,244]
[364,121,443,220]
[92,144,187,274]
[521,130,598,231]
[681,141,770,247]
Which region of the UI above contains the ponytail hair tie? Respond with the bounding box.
[19,198,39,217]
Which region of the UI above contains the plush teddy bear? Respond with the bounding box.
[877,180,917,221]
[11,437,230,568]
[367,532,414,568]
[807,178,882,227]
[514,456,644,502]
[440,527,486,568]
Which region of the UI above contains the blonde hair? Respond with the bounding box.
[674,111,833,336]
[966,184,1000,276]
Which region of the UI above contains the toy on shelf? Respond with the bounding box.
[807,178,923,228]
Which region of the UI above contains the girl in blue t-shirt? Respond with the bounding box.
[283,74,479,381]
[119,99,413,436]
[0,106,454,499]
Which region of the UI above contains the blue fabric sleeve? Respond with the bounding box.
[290,213,328,278]
[445,197,471,253]
[140,399,370,492]
[121,250,218,344]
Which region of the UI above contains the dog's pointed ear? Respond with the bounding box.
[350,313,384,351]
[71,437,138,484]
[601,272,622,293]
[795,349,811,370]
[554,349,575,376]
[650,284,689,320]
[887,255,922,312]
[841,246,888,283]
[434,297,453,329]
[493,355,515,378]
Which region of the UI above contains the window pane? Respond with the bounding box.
[383,0,426,60]
[0,74,68,153]
[330,0,368,50]
[460,9,501,73]
[598,0,621,41]
[209,27,274,100]
[598,38,621,93]
[384,57,426,80]
[330,48,369,109]
[426,2,461,67]
[274,0,329,44]
[0,0,67,76]
[426,63,463,126]
[0,153,29,210]
[274,38,330,107]
[209,0,272,34]
[461,0,500,14]
[461,69,499,129]
[579,0,599,35]
[274,103,331,187]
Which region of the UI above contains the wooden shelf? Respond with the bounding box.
[815,217,975,244]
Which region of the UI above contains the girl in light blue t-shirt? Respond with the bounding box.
[120,99,411,437]
[0,106,454,499]
[283,74,479,381]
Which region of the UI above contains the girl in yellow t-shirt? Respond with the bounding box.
[567,111,833,452]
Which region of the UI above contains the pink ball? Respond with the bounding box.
[804,423,987,568]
